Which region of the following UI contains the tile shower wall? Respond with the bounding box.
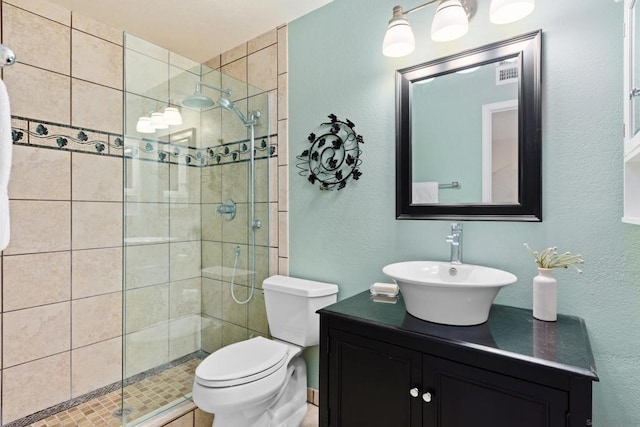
[0,0,124,423]
[198,25,288,353]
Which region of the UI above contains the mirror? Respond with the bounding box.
[396,30,542,221]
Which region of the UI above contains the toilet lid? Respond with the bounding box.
[195,337,289,387]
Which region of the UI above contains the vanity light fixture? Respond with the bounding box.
[382,0,535,57]
[431,0,470,42]
[150,112,169,130]
[163,107,183,126]
[135,104,183,134]
[382,6,416,57]
[135,115,155,134]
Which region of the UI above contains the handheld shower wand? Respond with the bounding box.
[217,96,260,126]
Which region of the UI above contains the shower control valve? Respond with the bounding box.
[217,199,237,221]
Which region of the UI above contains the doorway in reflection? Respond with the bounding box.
[482,100,518,204]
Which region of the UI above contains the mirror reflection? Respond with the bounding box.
[411,58,519,205]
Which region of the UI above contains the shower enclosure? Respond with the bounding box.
[122,33,274,425]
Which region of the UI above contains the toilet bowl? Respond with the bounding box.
[193,337,304,426]
[192,275,339,427]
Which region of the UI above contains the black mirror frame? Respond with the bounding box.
[396,30,542,221]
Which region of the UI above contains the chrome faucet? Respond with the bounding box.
[445,223,463,265]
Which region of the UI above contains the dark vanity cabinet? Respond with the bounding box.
[318,292,598,427]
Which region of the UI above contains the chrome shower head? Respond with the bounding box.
[182,82,231,109]
[182,92,215,109]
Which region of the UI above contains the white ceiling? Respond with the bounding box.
[46,0,333,62]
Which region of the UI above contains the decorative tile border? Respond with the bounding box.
[11,116,123,156]
[11,116,277,167]
[128,134,276,167]
[199,135,276,167]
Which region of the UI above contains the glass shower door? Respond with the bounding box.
[122,32,272,425]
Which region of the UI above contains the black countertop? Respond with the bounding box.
[319,291,598,381]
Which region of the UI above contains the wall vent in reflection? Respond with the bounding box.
[496,60,519,85]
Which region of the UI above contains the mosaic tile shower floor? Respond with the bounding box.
[30,358,202,427]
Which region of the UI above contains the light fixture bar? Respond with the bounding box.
[383,0,531,58]
[403,0,439,16]
[406,0,476,19]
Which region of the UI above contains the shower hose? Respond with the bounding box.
[230,245,254,305]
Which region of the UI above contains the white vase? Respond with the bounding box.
[533,267,557,321]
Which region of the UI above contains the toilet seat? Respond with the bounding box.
[195,337,289,388]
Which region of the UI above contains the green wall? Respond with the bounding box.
[289,0,640,424]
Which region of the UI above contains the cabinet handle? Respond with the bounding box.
[409,387,419,398]
[422,392,432,403]
[631,87,640,99]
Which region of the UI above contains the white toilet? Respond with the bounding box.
[192,275,339,427]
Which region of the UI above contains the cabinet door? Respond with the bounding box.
[328,330,422,427]
[422,355,568,427]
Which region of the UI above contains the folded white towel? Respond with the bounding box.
[370,282,399,297]
[0,79,11,251]
[412,181,439,203]
[371,295,398,304]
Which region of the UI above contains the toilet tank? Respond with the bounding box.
[263,275,339,347]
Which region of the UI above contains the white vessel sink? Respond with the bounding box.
[382,261,517,326]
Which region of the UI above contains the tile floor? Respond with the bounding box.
[25,357,320,427]
[302,403,319,427]
[30,359,201,426]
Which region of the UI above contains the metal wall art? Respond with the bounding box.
[296,114,364,190]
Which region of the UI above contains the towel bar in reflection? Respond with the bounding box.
[439,181,461,189]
